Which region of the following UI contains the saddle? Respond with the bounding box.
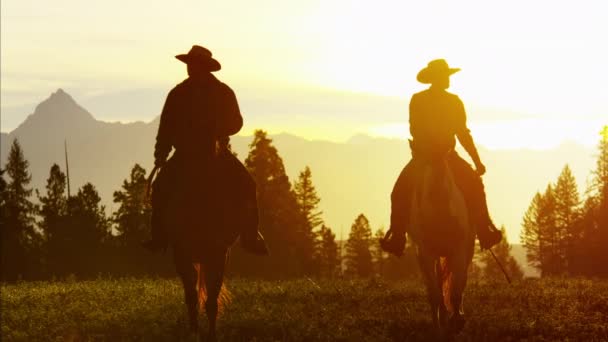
[150,147,259,252]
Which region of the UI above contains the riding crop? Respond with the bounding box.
[488,248,512,284]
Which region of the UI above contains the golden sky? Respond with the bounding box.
[1,0,607,148]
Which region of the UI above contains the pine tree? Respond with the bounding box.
[237,130,305,277]
[315,225,339,277]
[1,139,39,280]
[582,126,608,276]
[37,164,68,276]
[595,126,608,276]
[538,184,559,276]
[294,166,323,274]
[113,164,151,246]
[64,183,111,277]
[521,192,544,273]
[0,169,7,243]
[345,214,373,277]
[372,228,387,276]
[553,165,580,274]
[481,227,524,281]
[521,184,560,276]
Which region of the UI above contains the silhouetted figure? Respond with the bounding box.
[143,45,268,339]
[382,59,502,256]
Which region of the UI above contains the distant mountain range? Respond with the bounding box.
[1,89,597,277]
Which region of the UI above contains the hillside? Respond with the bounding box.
[0,90,597,250]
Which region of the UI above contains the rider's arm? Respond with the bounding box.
[216,85,243,137]
[454,96,483,168]
[154,90,176,167]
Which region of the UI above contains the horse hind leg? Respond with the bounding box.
[173,248,199,333]
[446,251,469,334]
[435,260,449,329]
[202,252,228,341]
[417,252,442,328]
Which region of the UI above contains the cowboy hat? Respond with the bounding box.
[175,45,221,72]
[416,59,460,84]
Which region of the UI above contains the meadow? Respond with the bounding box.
[2,277,607,341]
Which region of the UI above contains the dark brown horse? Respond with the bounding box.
[406,155,476,335]
[153,148,248,340]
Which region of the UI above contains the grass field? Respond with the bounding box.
[2,277,607,341]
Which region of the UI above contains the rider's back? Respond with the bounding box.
[409,88,467,158]
[155,75,243,165]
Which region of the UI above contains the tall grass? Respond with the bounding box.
[2,277,607,341]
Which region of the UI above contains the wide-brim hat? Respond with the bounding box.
[175,45,221,72]
[416,59,460,84]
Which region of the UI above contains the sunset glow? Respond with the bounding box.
[2,0,606,150]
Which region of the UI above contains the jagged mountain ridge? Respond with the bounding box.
[0,89,597,265]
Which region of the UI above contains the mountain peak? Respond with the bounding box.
[41,88,78,109]
[32,89,95,121]
[10,89,97,135]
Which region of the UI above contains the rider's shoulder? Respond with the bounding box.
[214,78,235,95]
[167,80,190,96]
[415,89,463,103]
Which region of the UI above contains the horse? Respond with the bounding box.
[406,152,476,335]
[153,147,249,340]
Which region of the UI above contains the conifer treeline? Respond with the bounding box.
[520,126,608,277]
[3,127,604,281]
[0,130,416,280]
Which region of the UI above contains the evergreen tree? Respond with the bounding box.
[111,164,171,275]
[37,164,68,276]
[521,192,544,273]
[294,166,323,273]
[315,225,339,277]
[581,126,608,276]
[481,227,524,281]
[64,183,110,277]
[0,169,7,245]
[113,164,151,246]
[553,165,580,274]
[235,130,305,277]
[345,214,373,277]
[594,126,608,276]
[521,185,561,276]
[372,228,387,276]
[1,139,39,280]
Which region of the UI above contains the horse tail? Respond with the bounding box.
[439,257,453,313]
[194,263,208,312]
[193,262,231,315]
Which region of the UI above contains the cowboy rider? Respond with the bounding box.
[382,59,503,255]
[142,45,267,255]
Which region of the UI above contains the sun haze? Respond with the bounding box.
[2,0,606,148]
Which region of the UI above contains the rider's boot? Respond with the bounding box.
[380,228,406,257]
[381,195,408,257]
[477,218,502,250]
[381,166,411,257]
[475,200,502,250]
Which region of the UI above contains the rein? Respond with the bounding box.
[146,165,160,202]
